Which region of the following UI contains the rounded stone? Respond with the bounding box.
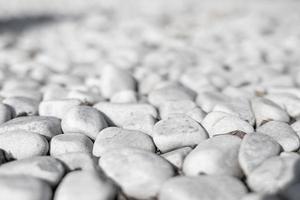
[153,115,208,153]
[50,133,93,156]
[93,127,155,157]
[183,135,243,177]
[99,148,175,199]
[61,105,107,139]
[0,130,49,160]
[3,96,39,117]
[159,175,247,200]
[54,170,117,200]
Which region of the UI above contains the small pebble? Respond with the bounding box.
[153,115,207,153]
[239,132,281,175]
[0,175,52,200]
[50,133,93,156]
[159,175,247,200]
[0,156,65,186]
[54,170,117,200]
[99,148,175,199]
[257,121,300,152]
[0,130,49,160]
[161,147,192,169]
[183,135,243,177]
[93,127,155,157]
[61,105,107,139]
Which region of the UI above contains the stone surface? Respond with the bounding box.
[161,147,192,169]
[3,96,39,117]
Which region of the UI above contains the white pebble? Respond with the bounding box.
[161,147,192,169]
[3,96,39,117]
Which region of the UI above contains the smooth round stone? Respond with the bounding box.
[54,152,98,171]
[110,90,138,103]
[54,170,117,200]
[159,175,247,200]
[50,133,93,156]
[0,116,62,139]
[247,155,300,193]
[251,97,290,126]
[159,100,199,120]
[213,98,255,125]
[183,135,243,177]
[93,127,155,157]
[201,111,233,135]
[3,96,39,117]
[94,102,157,135]
[61,106,107,139]
[0,156,65,186]
[0,175,52,200]
[153,115,208,153]
[99,148,175,199]
[39,99,82,119]
[148,84,195,107]
[239,133,281,175]
[161,147,192,169]
[257,121,300,152]
[100,66,136,99]
[0,103,12,124]
[0,130,49,160]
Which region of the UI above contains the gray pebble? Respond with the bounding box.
[61,105,107,139]
[0,130,49,160]
[257,121,300,152]
[159,175,247,200]
[0,175,52,200]
[161,147,192,169]
[3,96,39,117]
[50,133,93,156]
[239,132,281,175]
[54,170,117,200]
[153,115,208,153]
[0,116,62,139]
[247,155,300,193]
[99,148,175,199]
[0,156,65,186]
[93,127,155,157]
[183,135,243,177]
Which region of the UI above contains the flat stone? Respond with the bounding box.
[239,132,281,175]
[0,130,49,160]
[161,147,192,169]
[94,102,157,135]
[0,175,52,200]
[0,103,12,124]
[99,148,175,199]
[153,115,208,153]
[54,170,117,200]
[61,105,107,139]
[257,121,300,152]
[183,135,243,177]
[3,96,39,117]
[39,99,82,119]
[53,152,98,171]
[247,155,300,193]
[251,97,289,126]
[50,133,93,156]
[159,175,247,200]
[0,116,62,139]
[0,156,65,186]
[93,127,155,157]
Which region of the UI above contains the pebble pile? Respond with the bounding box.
[0,0,300,199]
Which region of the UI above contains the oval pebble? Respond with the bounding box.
[0,116,62,139]
[0,130,49,160]
[239,132,281,175]
[159,175,247,200]
[93,127,155,157]
[0,175,52,200]
[99,148,175,199]
[183,135,243,177]
[50,133,93,156]
[257,121,300,152]
[0,156,65,186]
[247,155,300,193]
[61,105,107,139]
[153,115,208,153]
[54,170,117,200]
